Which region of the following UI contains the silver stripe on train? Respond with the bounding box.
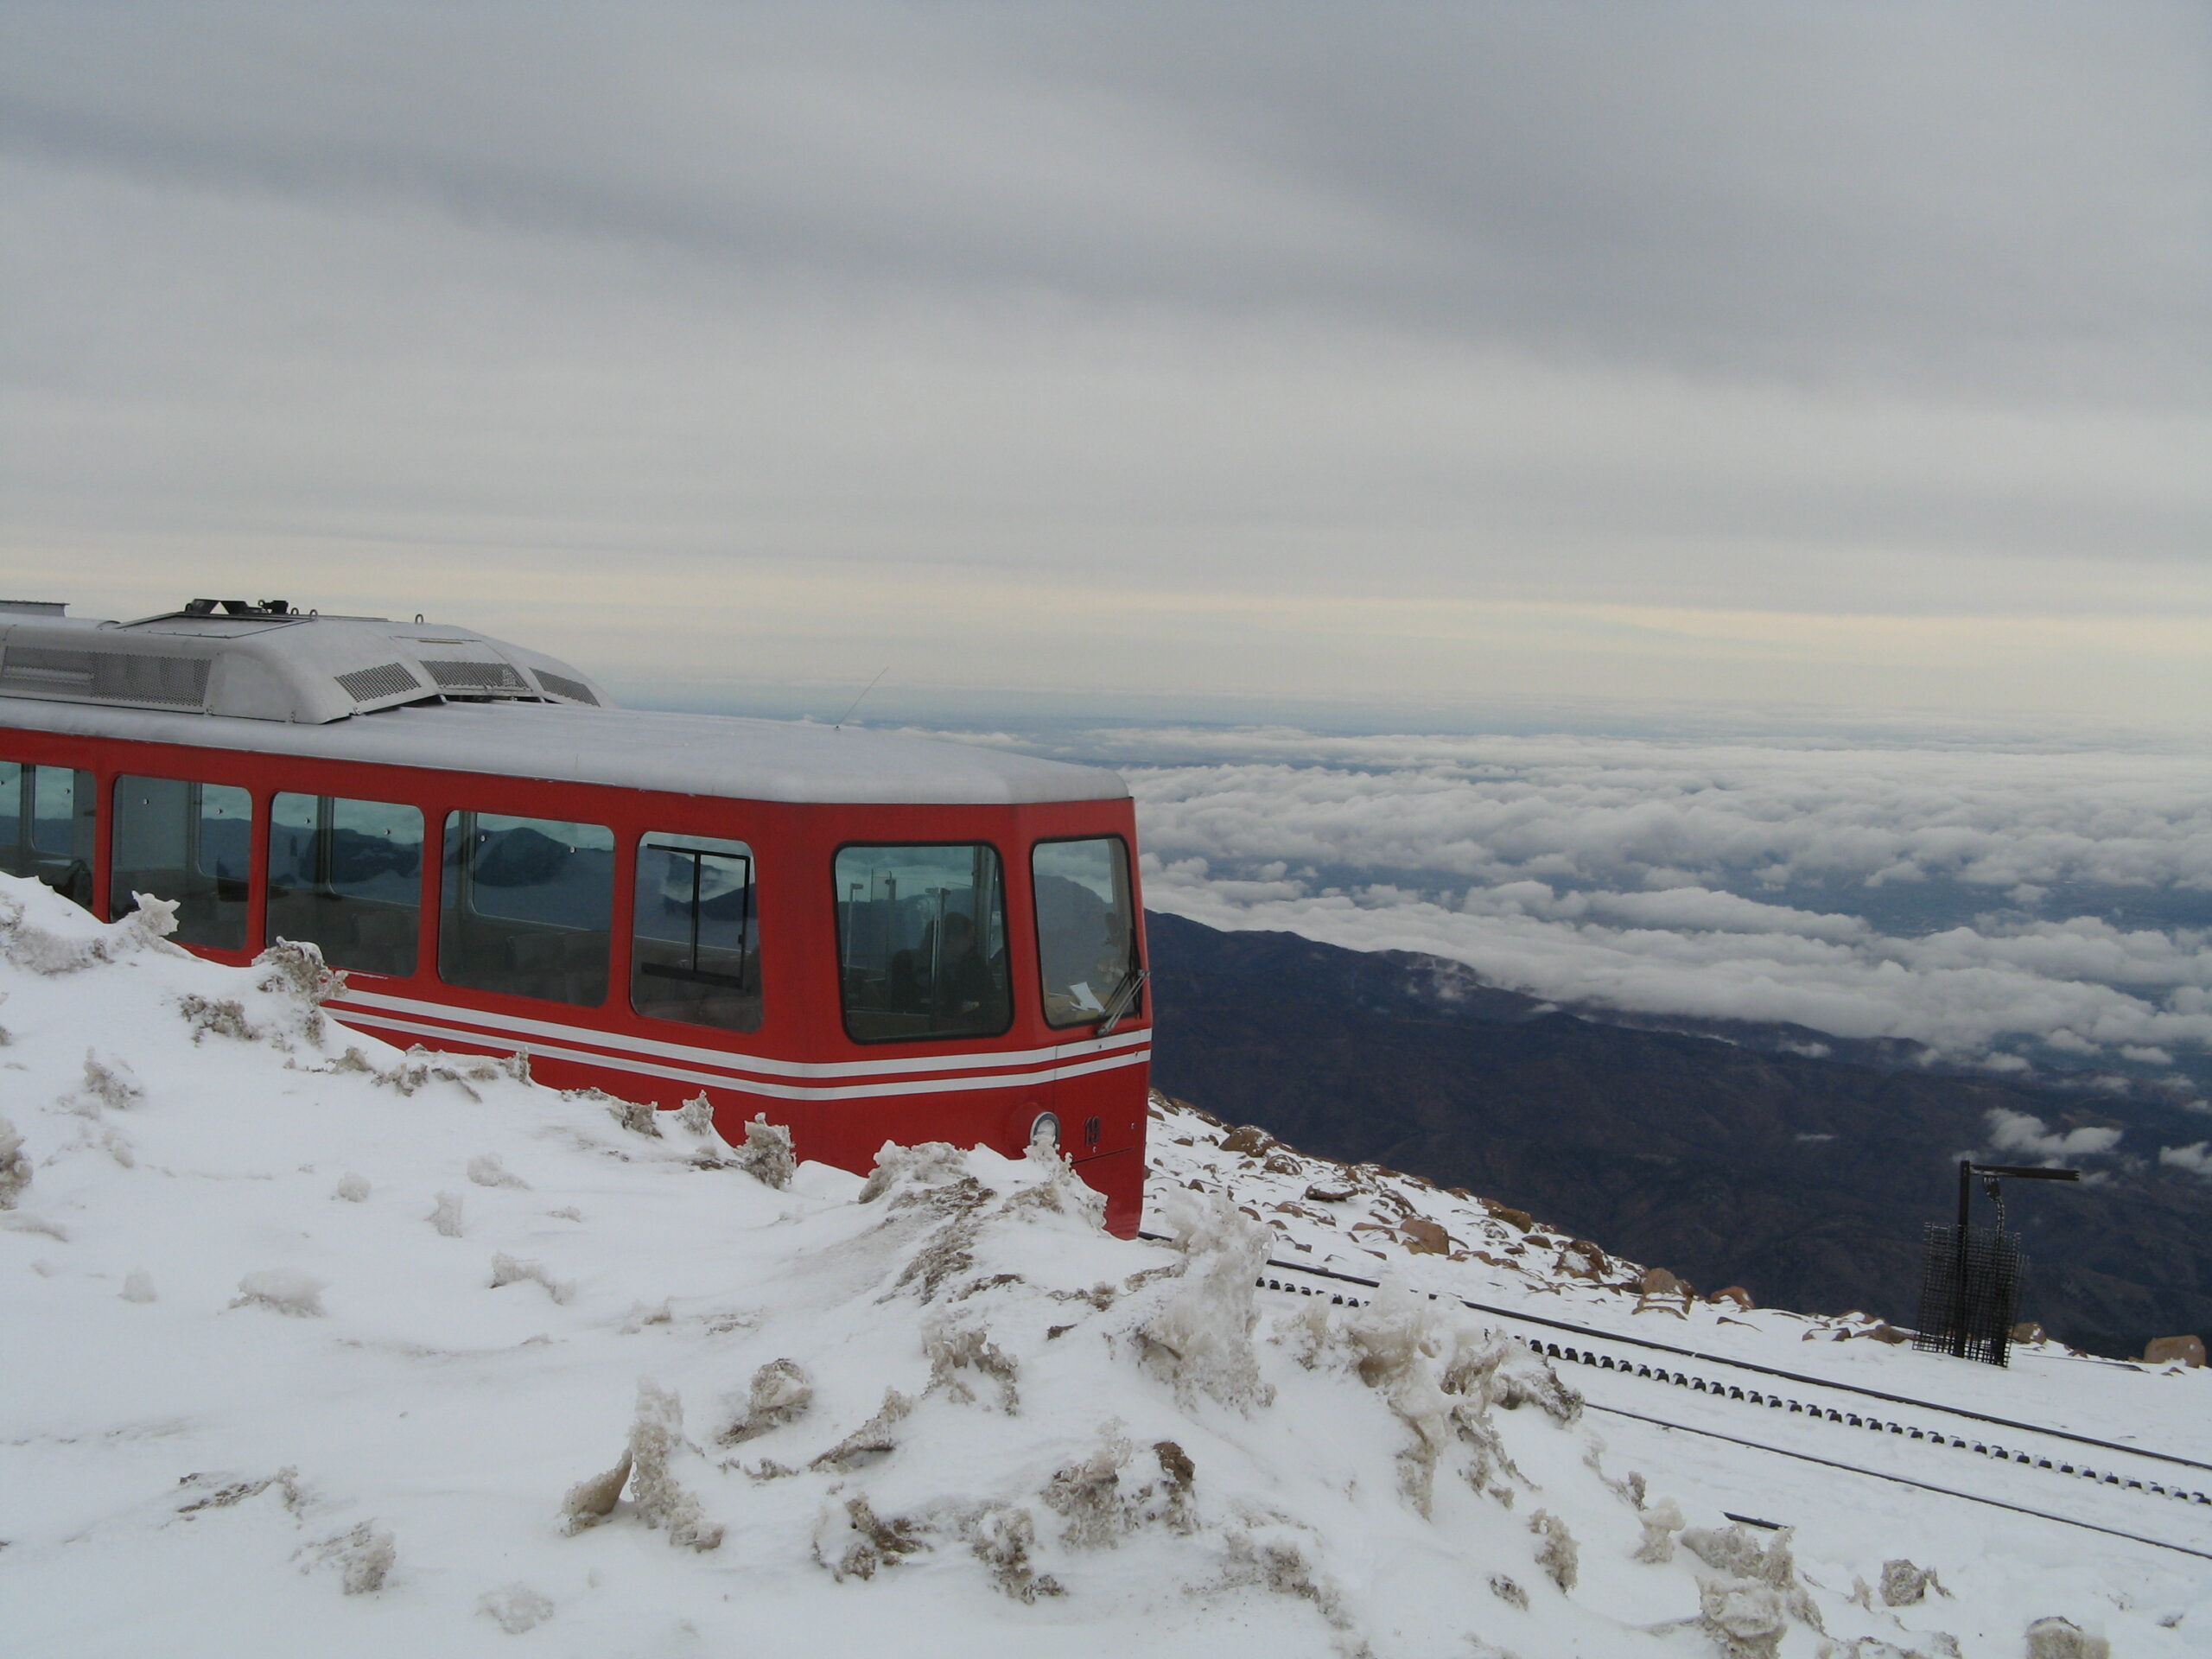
[329,1007,1149,1103]
[326,987,1149,1079]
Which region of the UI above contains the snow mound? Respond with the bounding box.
[0,879,2200,1656]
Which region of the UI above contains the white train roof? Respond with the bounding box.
[0,603,1124,806]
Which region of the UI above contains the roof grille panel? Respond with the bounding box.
[1,646,210,709]
[420,658,531,696]
[532,671,599,706]
[336,662,424,703]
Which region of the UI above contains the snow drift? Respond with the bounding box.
[0,876,2196,1656]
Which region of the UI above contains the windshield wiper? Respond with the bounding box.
[1096,966,1149,1036]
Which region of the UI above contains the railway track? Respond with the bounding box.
[1183,1240,2212,1562]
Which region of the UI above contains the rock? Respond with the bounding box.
[1302,1183,1356,1203]
[1555,1239,1607,1280]
[1709,1285,1755,1310]
[1638,1268,1681,1296]
[2011,1320,2046,1344]
[1218,1126,1274,1157]
[1401,1217,1452,1255]
[2024,1616,2110,1658]
[2142,1333,2205,1368]
[1864,1323,1910,1345]
[1484,1201,1534,1233]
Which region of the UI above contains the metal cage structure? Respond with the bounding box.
[1913,1220,2023,1367]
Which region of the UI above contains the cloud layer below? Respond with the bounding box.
[1083,728,2212,1076]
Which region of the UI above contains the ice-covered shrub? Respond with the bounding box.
[859,1140,971,1203]
[810,1492,925,1582]
[924,1313,1020,1411]
[232,1268,327,1318]
[0,1113,28,1208]
[967,1503,1064,1602]
[626,1379,722,1551]
[429,1191,465,1236]
[718,1357,812,1445]
[559,1452,632,1535]
[178,994,257,1044]
[1040,1428,1135,1547]
[1528,1509,1579,1592]
[1137,1186,1274,1410]
[467,1153,528,1189]
[730,1111,795,1189]
[2024,1618,2109,1659]
[1633,1498,1685,1564]
[297,1521,395,1595]
[65,1051,143,1115]
[489,1252,574,1304]
[808,1389,912,1473]
[1698,1579,1787,1659]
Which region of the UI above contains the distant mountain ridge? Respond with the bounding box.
[1143,910,2212,1357]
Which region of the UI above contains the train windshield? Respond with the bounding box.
[1033,836,1140,1029]
[836,843,1011,1042]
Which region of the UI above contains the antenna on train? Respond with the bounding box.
[832,667,889,730]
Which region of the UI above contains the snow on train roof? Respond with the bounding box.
[0,696,1128,805]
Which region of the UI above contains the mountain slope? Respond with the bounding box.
[1144,911,2212,1357]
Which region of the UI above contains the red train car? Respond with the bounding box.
[0,600,1150,1232]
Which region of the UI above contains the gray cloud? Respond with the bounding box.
[8,4,2201,392]
[2,3,2206,718]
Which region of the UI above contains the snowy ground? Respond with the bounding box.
[0,876,2202,1657]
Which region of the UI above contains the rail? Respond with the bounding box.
[1135,1230,2212,1558]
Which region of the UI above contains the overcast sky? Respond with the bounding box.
[3,3,2207,728]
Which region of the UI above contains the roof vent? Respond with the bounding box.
[0,646,210,709]
[531,670,600,706]
[335,662,426,703]
[420,658,531,696]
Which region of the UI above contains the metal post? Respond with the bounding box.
[1951,1158,1973,1357]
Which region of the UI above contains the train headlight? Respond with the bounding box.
[1028,1111,1061,1151]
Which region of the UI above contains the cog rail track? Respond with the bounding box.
[1137,1232,2212,1558]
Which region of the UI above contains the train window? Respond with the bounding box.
[440,810,613,1006]
[0,762,96,912]
[268,792,423,977]
[1033,836,1141,1029]
[836,842,1011,1043]
[632,833,761,1033]
[111,775,252,949]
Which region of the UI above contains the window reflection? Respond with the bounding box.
[440,811,613,1006]
[836,843,1009,1042]
[268,792,423,976]
[1033,837,1139,1029]
[111,775,251,948]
